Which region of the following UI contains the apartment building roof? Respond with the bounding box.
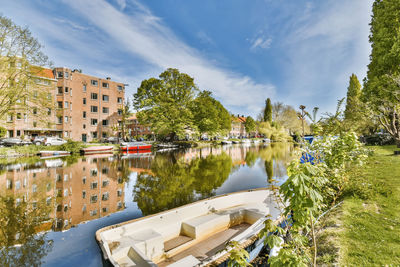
[30,66,55,79]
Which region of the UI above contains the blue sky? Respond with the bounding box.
[1,0,373,117]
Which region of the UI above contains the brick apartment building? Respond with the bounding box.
[53,67,125,142]
[1,66,125,142]
[127,114,154,139]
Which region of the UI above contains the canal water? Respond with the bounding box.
[0,143,294,267]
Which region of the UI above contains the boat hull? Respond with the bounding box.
[81,146,113,155]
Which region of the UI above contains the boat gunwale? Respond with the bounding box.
[95,187,274,263]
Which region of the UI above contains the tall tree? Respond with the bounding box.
[363,0,400,146]
[133,68,197,139]
[264,98,272,123]
[191,90,231,138]
[344,74,362,122]
[0,15,52,120]
[244,116,256,135]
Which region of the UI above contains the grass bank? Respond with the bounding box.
[317,145,400,266]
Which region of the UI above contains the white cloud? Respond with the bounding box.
[61,0,275,115]
[250,37,272,50]
[115,0,126,10]
[280,0,373,113]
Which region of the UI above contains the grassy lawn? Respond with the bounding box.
[318,145,400,266]
[339,145,400,266]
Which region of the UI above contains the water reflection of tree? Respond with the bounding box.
[0,196,53,267]
[134,153,232,216]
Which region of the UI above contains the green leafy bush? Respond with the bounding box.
[59,140,86,154]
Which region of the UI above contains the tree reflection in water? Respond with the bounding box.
[0,196,53,267]
[134,153,233,216]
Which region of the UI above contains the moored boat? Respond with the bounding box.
[39,150,70,158]
[121,149,152,159]
[262,138,271,143]
[120,142,152,151]
[81,146,114,155]
[96,188,280,267]
[232,140,240,144]
[221,140,232,145]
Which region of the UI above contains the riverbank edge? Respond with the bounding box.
[315,145,400,266]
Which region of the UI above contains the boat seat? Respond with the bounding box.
[113,229,164,261]
[167,255,200,267]
[181,212,231,239]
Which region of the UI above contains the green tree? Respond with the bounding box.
[363,0,400,146]
[264,98,273,123]
[244,116,256,134]
[344,74,362,122]
[191,90,231,138]
[0,126,6,137]
[133,68,197,140]
[0,15,52,121]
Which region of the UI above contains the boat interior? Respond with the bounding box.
[97,190,276,267]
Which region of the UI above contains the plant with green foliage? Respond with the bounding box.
[344,74,362,123]
[0,15,53,121]
[264,98,272,123]
[0,126,6,138]
[191,90,231,138]
[363,0,400,146]
[133,68,198,140]
[244,116,256,135]
[260,132,368,267]
[59,139,86,154]
[227,241,250,267]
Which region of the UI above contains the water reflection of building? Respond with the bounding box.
[0,155,126,232]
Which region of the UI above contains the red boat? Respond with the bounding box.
[120,142,152,151]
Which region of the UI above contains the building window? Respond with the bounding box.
[117,109,122,115]
[102,95,109,102]
[117,97,123,104]
[83,98,86,105]
[58,101,63,108]
[64,131,69,137]
[57,87,63,94]
[102,192,109,201]
[102,82,109,88]
[6,114,13,122]
[83,84,87,92]
[90,195,98,203]
[16,130,20,136]
[57,71,63,78]
[64,101,68,108]
[117,85,123,91]
[91,119,98,126]
[57,116,62,124]
[82,177,86,184]
[33,108,37,115]
[65,87,68,93]
[65,72,69,78]
[33,122,37,127]
[102,119,109,126]
[83,124,86,129]
[90,209,97,216]
[82,191,86,199]
[90,106,98,113]
[102,107,109,114]
[91,181,98,189]
[83,111,86,118]
[92,131,97,138]
[91,93,98,100]
[16,113,21,120]
[33,91,38,98]
[117,189,122,197]
[91,80,98,86]
[48,108,51,115]
[64,116,68,123]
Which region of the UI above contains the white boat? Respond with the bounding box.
[96,189,280,267]
[241,139,251,143]
[221,140,232,145]
[252,139,261,144]
[232,140,240,144]
[262,138,271,143]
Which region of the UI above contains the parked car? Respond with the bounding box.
[1,138,32,147]
[101,136,120,144]
[32,136,47,146]
[44,137,67,146]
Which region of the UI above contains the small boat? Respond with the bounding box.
[221,140,232,145]
[81,146,114,155]
[157,143,179,149]
[96,188,280,267]
[121,150,152,159]
[262,138,271,143]
[252,139,261,144]
[232,140,240,144]
[39,150,70,158]
[241,139,251,143]
[120,142,152,151]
